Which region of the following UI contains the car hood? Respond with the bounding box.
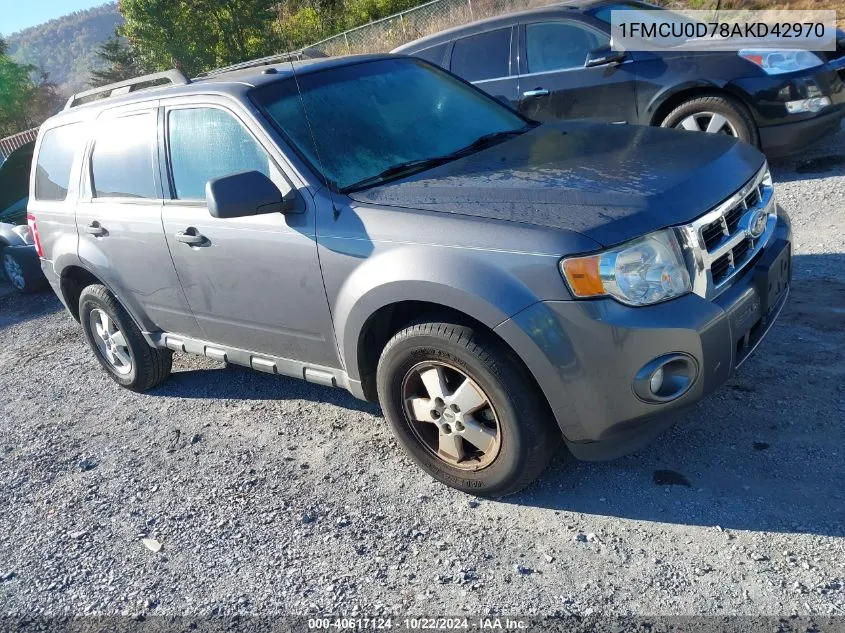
[347,122,766,247]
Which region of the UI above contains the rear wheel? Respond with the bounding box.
[1,246,48,294]
[79,284,172,392]
[376,321,560,497]
[661,94,759,147]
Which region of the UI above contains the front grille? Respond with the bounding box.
[700,221,724,251]
[679,164,775,299]
[699,182,764,251]
[725,203,744,233]
[711,252,732,284]
[732,236,751,262]
[711,238,754,285]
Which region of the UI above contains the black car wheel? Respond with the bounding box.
[1,245,48,294]
[377,321,560,497]
[661,94,759,147]
[79,284,173,392]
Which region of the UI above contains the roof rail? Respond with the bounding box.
[195,48,327,78]
[64,69,191,110]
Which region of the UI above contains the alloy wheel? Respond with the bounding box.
[89,308,132,375]
[3,253,25,290]
[402,361,501,470]
[676,112,738,137]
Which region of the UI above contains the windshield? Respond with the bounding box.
[252,58,528,191]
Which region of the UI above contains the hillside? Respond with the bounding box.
[5,3,122,96]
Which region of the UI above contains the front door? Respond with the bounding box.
[159,100,339,368]
[517,20,639,124]
[76,104,200,337]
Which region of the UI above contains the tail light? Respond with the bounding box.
[27,213,44,258]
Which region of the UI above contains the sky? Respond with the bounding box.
[1,0,108,36]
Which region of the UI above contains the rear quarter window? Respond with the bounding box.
[34,124,84,202]
[412,43,449,68]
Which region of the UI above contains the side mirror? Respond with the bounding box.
[585,46,627,68]
[205,170,301,219]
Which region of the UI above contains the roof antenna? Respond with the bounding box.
[276,13,340,218]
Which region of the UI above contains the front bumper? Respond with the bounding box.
[495,212,792,460]
[736,61,845,157]
[759,103,845,157]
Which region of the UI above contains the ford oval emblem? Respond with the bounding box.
[748,209,768,239]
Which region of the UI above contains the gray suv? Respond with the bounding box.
[29,54,792,496]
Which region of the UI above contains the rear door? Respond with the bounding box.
[159,97,338,368]
[449,26,520,107]
[517,19,639,123]
[75,103,200,337]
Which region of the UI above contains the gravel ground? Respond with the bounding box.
[1,126,844,622]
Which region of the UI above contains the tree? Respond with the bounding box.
[119,0,282,77]
[0,35,64,137]
[0,51,34,137]
[342,0,423,30]
[26,69,65,124]
[90,34,150,86]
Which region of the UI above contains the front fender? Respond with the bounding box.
[645,79,725,123]
[331,243,550,381]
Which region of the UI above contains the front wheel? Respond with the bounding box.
[660,94,759,147]
[376,321,560,497]
[79,284,172,392]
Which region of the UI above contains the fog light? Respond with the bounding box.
[634,353,698,403]
[649,367,665,394]
[786,97,832,114]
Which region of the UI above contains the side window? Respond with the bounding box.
[525,22,610,73]
[167,107,271,201]
[91,113,158,199]
[414,43,449,68]
[450,28,511,82]
[34,124,83,201]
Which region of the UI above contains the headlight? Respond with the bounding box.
[560,229,691,307]
[739,50,824,75]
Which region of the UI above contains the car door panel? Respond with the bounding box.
[162,206,337,366]
[159,99,339,368]
[517,20,639,124]
[75,103,200,336]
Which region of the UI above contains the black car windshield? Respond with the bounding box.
[252,58,529,192]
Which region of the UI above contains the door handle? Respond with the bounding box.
[175,228,207,246]
[85,221,107,237]
[522,88,550,97]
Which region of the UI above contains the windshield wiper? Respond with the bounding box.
[340,157,457,193]
[340,125,534,193]
[448,127,531,157]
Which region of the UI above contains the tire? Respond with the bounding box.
[660,94,759,147]
[79,284,172,392]
[376,321,560,497]
[1,245,49,294]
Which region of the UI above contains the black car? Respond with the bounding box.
[0,140,47,294]
[393,0,845,156]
